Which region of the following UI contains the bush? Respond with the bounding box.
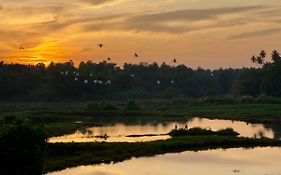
[171,97,192,106]
[169,127,239,137]
[237,95,255,104]
[100,102,119,111]
[126,100,141,110]
[197,96,236,105]
[216,128,239,136]
[255,95,281,104]
[86,102,101,111]
[0,117,47,175]
[86,102,119,111]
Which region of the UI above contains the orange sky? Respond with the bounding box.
[1,0,281,68]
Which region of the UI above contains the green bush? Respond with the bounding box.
[86,102,119,111]
[255,95,281,104]
[86,102,101,111]
[169,127,239,137]
[0,117,47,175]
[126,100,141,110]
[198,96,236,105]
[237,95,255,104]
[171,97,192,106]
[216,128,239,136]
[100,102,119,111]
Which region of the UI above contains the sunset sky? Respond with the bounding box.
[1,0,281,68]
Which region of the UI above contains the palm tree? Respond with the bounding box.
[271,50,281,63]
[251,55,256,63]
[251,50,266,64]
[256,56,263,64]
[259,50,266,59]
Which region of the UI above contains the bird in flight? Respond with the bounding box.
[134,53,139,57]
[98,44,104,48]
[19,47,25,50]
[107,57,111,61]
[173,58,177,63]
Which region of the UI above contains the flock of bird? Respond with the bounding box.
[60,70,112,85]
[60,69,176,86]
[20,43,179,86]
[97,43,178,64]
[18,42,178,64]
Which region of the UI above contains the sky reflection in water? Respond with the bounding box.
[49,118,274,143]
[47,147,281,175]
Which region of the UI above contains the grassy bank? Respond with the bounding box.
[1,101,281,119]
[1,101,281,137]
[45,136,281,173]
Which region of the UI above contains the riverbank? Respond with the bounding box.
[1,102,281,137]
[44,135,281,173]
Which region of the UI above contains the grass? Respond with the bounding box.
[44,135,281,173]
[1,102,281,137]
[164,104,281,119]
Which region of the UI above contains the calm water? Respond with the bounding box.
[47,147,281,175]
[49,118,274,143]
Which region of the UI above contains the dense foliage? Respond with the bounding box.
[0,117,47,175]
[0,50,280,101]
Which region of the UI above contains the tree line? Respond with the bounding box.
[0,50,280,101]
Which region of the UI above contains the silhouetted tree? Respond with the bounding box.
[1,52,281,101]
[271,50,281,63]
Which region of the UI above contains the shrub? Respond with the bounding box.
[216,128,239,136]
[198,96,236,105]
[0,117,47,175]
[169,127,239,137]
[255,95,281,104]
[100,102,119,111]
[237,95,255,104]
[86,102,119,111]
[126,100,140,110]
[86,102,100,111]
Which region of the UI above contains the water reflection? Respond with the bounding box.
[47,147,281,175]
[48,118,274,143]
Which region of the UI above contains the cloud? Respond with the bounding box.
[2,5,64,16]
[80,48,92,52]
[14,4,268,38]
[63,0,119,6]
[129,5,262,23]
[81,5,265,34]
[229,28,281,40]
[0,29,46,51]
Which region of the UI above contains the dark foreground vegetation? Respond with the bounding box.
[0,117,47,175]
[1,50,281,101]
[45,136,281,173]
